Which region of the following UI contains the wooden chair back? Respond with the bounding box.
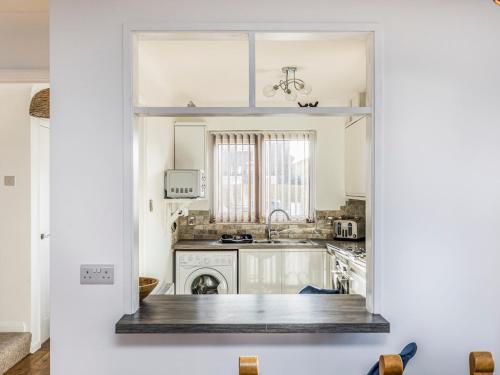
[470,352,495,375]
[239,356,259,375]
[379,354,404,375]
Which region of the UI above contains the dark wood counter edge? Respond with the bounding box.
[115,295,390,334]
[115,321,389,334]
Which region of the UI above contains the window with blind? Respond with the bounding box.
[213,131,315,223]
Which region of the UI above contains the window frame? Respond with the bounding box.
[210,131,316,224]
[123,23,382,317]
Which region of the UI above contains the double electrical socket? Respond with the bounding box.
[80,264,114,285]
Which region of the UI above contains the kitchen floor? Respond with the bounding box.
[6,340,50,375]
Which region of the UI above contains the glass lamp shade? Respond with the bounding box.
[285,89,297,102]
[263,84,278,97]
[299,83,312,95]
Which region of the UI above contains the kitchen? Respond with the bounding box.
[136,31,372,301]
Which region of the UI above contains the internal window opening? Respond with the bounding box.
[130,29,375,313]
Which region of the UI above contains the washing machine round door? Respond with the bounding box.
[185,268,228,294]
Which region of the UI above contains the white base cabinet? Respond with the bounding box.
[238,250,282,294]
[239,248,330,294]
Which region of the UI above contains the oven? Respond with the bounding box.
[332,252,351,294]
[327,244,367,297]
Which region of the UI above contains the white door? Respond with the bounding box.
[39,123,50,343]
[239,250,282,294]
[282,250,327,294]
[345,117,367,198]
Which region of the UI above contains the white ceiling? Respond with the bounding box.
[137,32,368,107]
[0,0,49,70]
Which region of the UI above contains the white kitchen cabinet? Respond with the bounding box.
[239,248,329,294]
[345,116,368,198]
[282,249,329,293]
[174,123,206,171]
[239,250,282,294]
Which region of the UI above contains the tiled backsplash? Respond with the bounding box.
[176,199,366,241]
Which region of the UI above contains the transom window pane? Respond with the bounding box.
[136,32,249,107]
[255,32,368,108]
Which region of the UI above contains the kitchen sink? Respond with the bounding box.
[252,239,317,245]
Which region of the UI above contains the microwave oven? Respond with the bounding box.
[165,169,206,198]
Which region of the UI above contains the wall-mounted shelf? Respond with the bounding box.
[135,106,373,117]
[116,294,389,334]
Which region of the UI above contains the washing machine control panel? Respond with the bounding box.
[178,253,234,266]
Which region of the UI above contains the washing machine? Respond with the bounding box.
[175,251,238,295]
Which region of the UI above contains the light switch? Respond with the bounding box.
[80,264,114,285]
[4,176,15,186]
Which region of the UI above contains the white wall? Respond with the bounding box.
[0,84,33,332]
[50,1,500,375]
[176,116,346,211]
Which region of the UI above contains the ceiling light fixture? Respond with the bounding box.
[263,66,312,102]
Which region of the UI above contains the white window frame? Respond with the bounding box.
[123,23,383,316]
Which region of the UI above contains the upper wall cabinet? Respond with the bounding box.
[345,116,368,198]
[136,32,249,107]
[174,122,206,171]
[255,32,368,108]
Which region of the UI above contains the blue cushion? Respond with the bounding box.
[298,285,340,294]
[366,342,417,375]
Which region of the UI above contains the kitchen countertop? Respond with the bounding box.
[173,239,365,251]
[116,294,389,334]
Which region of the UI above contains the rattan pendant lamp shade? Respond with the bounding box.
[29,88,50,119]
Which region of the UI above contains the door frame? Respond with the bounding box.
[122,22,383,315]
[30,110,50,352]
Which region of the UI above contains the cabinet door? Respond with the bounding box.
[174,123,206,170]
[239,250,282,294]
[345,117,367,198]
[282,250,327,294]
